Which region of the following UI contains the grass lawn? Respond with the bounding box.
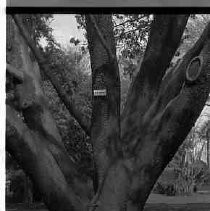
[144,193,210,210]
[6,193,210,211]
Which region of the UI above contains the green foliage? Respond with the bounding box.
[153,177,176,196]
[43,76,93,178]
[42,39,93,178]
[75,14,86,30]
[20,14,54,45]
[75,14,151,58]
[174,160,207,195]
[74,14,151,78]
[155,122,210,196]
[113,14,151,59]
[154,161,208,196]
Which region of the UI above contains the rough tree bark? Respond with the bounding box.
[6,14,210,211]
[6,16,90,211]
[85,14,121,197]
[11,15,90,136]
[207,121,210,168]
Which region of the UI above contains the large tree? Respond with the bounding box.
[6,14,210,211]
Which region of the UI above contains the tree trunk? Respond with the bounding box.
[86,14,121,191]
[6,14,210,211]
[85,15,210,211]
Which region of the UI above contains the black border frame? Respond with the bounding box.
[6,7,210,14]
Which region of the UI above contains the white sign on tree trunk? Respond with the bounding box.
[94,89,107,96]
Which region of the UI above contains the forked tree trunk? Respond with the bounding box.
[6,14,210,211]
[85,15,210,211]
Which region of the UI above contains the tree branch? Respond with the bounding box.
[143,22,210,124]
[12,14,90,136]
[150,39,210,170]
[121,15,189,142]
[122,36,210,210]
[136,15,189,91]
[6,105,88,211]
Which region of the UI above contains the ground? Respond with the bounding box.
[144,193,210,211]
[6,192,210,211]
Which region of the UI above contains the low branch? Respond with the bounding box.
[6,105,88,211]
[12,14,90,136]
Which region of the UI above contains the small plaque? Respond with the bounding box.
[94,89,107,96]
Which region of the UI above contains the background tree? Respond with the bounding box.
[6,14,210,211]
[154,119,210,196]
